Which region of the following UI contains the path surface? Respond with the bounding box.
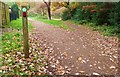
[29,19,118,75]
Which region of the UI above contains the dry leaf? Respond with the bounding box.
[78,57,82,61]
[93,72,100,75]
[110,66,116,69]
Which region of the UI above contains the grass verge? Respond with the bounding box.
[29,14,71,30]
[0,18,34,75]
[2,17,33,54]
[5,18,33,31]
[2,32,23,54]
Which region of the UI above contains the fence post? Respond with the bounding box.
[0,1,2,27]
[22,6,29,58]
[4,3,7,25]
[1,2,10,26]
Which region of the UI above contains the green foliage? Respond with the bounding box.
[11,3,19,20]
[8,18,22,30]
[7,18,33,30]
[72,7,83,21]
[62,2,114,25]
[91,10,110,25]
[11,3,19,12]
[109,2,120,26]
[61,2,120,37]
[61,10,71,20]
[82,10,91,21]
[78,20,88,24]
[108,2,120,37]
[62,3,92,22]
[28,13,48,19]
[2,18,33,54]
[84,22,120,36]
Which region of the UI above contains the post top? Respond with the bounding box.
[20,2,28,7]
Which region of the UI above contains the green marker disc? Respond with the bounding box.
[22,8,27,12]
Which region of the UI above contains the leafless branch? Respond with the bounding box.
[43,0,48,7]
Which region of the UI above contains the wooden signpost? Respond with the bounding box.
[22,6,29,58]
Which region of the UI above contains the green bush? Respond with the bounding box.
[91,10,110,25]
[91,3,112,25]
[82,9,92,21]
[72,7,83,21]
[62,10,71,20]
[11,3,19,20]
[68,5,91,22]
[109,2,120,26]
[78,20,88,24]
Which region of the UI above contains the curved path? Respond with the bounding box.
[29,19,118,75]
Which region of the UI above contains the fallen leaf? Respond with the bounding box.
[98,67,102,70]
[63,52,67,56]
[78,57,82,61]
[110,66,116,69]
[51,65,55,68]
[93,72,100,75]
[89,65,92,67]
[79,71,85,73]
[64,66,68,69]
[75,73,79,75]
[81,60,86,63]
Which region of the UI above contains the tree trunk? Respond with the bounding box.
[47,5,51,20]
[43,0,51,20]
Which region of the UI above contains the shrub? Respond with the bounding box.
[82,9,92,21]
[91,9,110,25]
[78,20,88,24]
[109,2,120,26]
[90,2,113,25]
[61,10,71,20]
[10,3,19,20]
[71,7,83,21]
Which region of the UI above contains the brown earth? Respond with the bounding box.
[29,19,119,75]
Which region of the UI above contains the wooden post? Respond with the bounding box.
[0,1,2,27]
[22,6,29,58]
[4,3,7,25]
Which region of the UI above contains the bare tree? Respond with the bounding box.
[67,0,70,6]
[43,0,51,20]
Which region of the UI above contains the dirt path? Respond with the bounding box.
[29,19,118,75]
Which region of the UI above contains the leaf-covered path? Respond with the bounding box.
[29,19,118,75]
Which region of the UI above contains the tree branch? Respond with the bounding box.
[67,0,70,5]
[43,0,48,7]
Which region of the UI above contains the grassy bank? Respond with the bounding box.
[1,18,33,54]
[29,14,71,30]
[70,20,120,37]
[2,18,33,53]
[0,18,33,75]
